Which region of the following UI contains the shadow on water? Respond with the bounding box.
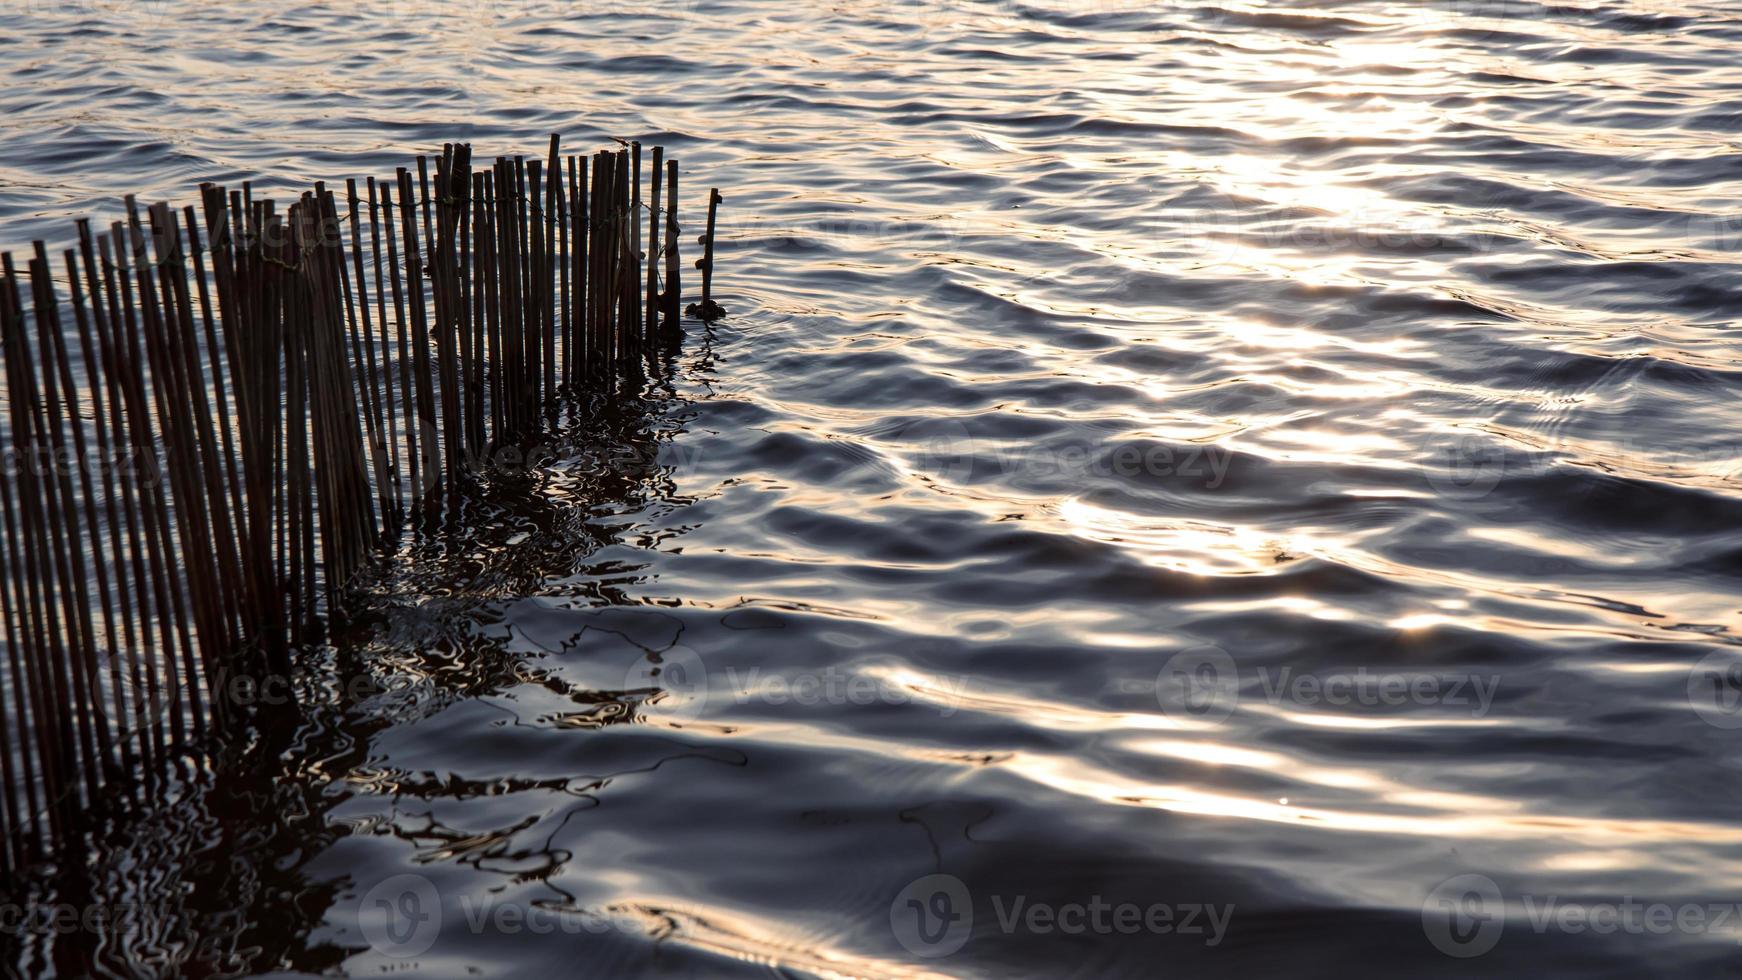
[0,344,719,978]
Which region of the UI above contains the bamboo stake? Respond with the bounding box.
[0,136,710,876]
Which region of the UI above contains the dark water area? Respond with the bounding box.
[4,0,1742,976]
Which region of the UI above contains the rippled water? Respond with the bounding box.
[5,0,1742,975]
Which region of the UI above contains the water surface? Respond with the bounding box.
[3,0,1742,975]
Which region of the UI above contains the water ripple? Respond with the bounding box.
[5,0,1742,976]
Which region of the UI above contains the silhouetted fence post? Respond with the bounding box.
[0,135,717,880]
